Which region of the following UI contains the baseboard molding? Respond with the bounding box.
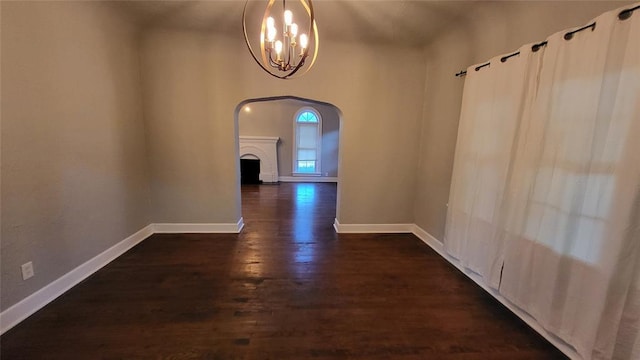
[152,218,244,234]
[0,225,154,335]
[411,224,445,255]
[333,219,414,233]
[279,176,338,183]
[0,218,245,335]
[410,224,579,360]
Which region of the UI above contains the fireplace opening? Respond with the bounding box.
[240,159,261,184]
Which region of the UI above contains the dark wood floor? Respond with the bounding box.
[1,182,566,359]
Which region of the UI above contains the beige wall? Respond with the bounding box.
[316,102,341,178]
[140,29,426,224]
[140,31,244,223]
[413,1,635,240]
[0,2,150,310]
[239,98,340,177]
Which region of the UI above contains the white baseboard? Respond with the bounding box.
[259,172,278,183]
[411,224,445,255]
[236,217,245,233]
[410,224,579,360]
[333,218,413,233]
[279,176,338,183]
[152,218,244,234]
[0,225,154,335]
[0,218,245,335]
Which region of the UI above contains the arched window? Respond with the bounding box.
[293,107,321,174]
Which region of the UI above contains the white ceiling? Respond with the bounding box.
[117,0,483,46]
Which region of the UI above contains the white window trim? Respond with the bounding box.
[293,107,322,176]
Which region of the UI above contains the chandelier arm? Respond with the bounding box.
[242,1,276,76]
[265,49,276,66]
[243,0,289,79]
[261,0,277,67]
[306,14,320,71]
[288,0,318,78]
[282,0,315,78]
[269,61,281,70]
[287,46,293,69]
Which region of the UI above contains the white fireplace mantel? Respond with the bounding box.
[239,136,280,183]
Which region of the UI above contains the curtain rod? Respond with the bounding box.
[619,4,640,20]
[455,4,638,77]
[564,22,596,40]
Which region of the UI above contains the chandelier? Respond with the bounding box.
[242,0,319,79]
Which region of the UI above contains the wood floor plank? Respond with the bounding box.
[0,183,566,359]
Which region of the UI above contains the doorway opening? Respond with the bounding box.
[234,96,342,229]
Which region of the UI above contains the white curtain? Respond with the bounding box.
[444,4,640,359]
[445,46,535,289]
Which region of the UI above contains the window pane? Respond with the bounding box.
[298,149,316,161]
[297,160,316,173]
[294,109,320,174]
[298,111,318,123]
[298,125,317,148]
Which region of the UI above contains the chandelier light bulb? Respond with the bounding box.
[267,26,277,42]
[275,40,283,55]
[284,10,293,26]
[299,33,308,49]
[267,16,275,29]
[291,23,298,37]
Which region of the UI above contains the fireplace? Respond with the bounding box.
[240,158,261,184]
[239,136,280,183]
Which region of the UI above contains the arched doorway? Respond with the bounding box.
[234,96,342,227]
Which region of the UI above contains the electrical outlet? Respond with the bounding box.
[21,261,34,280]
